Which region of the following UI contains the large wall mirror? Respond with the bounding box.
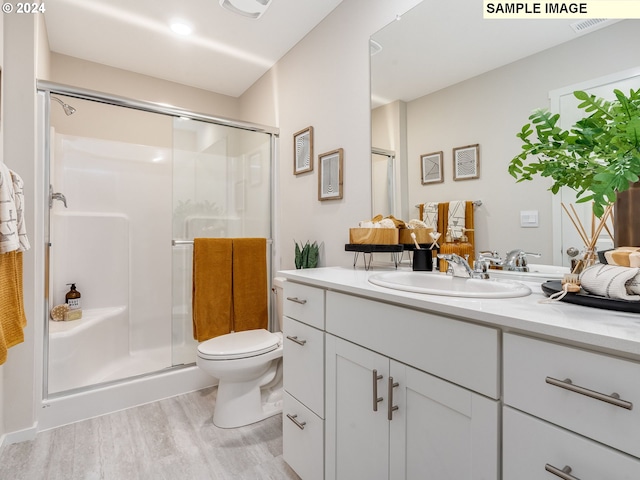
[371,0,640,266]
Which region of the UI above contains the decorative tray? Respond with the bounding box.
[541,280,640,314]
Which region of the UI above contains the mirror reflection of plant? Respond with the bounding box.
[509,88,640,217]
[294,240,319,269]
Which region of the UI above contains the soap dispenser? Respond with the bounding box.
[65,283,81,310]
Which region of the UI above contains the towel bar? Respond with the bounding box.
[415,199,482,208]
[172,239,273,246]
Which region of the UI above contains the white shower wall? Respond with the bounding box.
[49,132,173,390]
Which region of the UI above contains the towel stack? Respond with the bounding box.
[0,163,30,365]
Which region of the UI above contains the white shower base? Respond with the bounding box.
[48,306,178,394]
[39,364,215,432]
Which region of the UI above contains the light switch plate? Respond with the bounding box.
[520,210,539,228]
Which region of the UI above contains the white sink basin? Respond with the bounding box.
[369,271,532,298]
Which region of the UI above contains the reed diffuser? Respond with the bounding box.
[561,203,614,274]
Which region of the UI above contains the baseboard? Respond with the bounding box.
[2,423,38,446]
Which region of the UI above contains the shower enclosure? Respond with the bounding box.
[40,82,276,399]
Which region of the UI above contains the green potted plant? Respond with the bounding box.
[508,87,640,219]
[294,240,319,269]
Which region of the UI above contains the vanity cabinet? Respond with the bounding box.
[324,291,500,479]
[279,268,640,480]
[325,335,499,479]
[503,333,640,478]
[282,282,325,480]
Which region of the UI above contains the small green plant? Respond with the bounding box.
[294,240,319,269]
[509,88,640,217]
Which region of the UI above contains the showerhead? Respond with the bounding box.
[51,96,76,116]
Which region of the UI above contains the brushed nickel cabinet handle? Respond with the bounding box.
[372,369,383,412]
[388,376,399,420]
[545,376,633,410]
[286,413,306,430]
[285,335,307,346]
[286,296,307,305]
[545,464,580,480]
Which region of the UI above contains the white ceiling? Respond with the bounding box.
[43,0,344,97]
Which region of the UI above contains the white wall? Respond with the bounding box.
[2,13,42,441]
[240,0,422,270]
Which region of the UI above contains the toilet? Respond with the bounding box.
[196,277,285,428]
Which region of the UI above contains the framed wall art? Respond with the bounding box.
[420,151,443,184]
[318,148,343,201]
[293,126,313,174]
[453,144,480,181]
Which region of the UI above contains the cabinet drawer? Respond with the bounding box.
[283,282,325,329]
[326,291,500,398]
[283,392,324,480]
[504,407,640,480]
[283,316,324,416]
[504,333,640,458]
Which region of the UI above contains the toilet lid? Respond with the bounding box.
[197,329,280,360]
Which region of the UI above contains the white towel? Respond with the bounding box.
[10,169,29,252]
[448,200,466,238]
[0,163,29,254]
[422,202,438,230]
[580,264,640,301]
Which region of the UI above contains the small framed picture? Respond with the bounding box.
[318,148,343,201]
[293,126,313,175]
[453,144,480,181]
[420,151,443,184]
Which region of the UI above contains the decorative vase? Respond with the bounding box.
[614,181,640,247]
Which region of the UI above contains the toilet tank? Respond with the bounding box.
[273,277,286,331]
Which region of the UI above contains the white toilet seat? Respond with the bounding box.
[198,329,280,360]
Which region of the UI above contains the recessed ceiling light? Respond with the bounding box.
[219,0,272,19]
[170,21,192,35]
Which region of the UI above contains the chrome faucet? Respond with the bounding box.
[503,249,541,272]
[437,253,488,279]
[476,251,504,270]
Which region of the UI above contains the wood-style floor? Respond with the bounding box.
[0,387,301,480]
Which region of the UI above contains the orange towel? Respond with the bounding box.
[192,238,233,342]
[0,251,27,365]
[232,238,268,333]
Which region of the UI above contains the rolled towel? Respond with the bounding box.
[580,264,640,301]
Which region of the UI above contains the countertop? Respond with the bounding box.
[277,266,640,359]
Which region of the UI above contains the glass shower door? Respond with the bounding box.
[47,95,174,394]
[171,118,273,365]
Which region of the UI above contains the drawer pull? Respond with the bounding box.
[286,335,307,346]
[286,413,306,430]
[388,376,399,421]
[545,464,580,480]
[286,296,307,305]
[545,376,633,410]
[372,369,383,412]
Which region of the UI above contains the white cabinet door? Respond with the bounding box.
[389,361,500,480]
[326,335,390,480]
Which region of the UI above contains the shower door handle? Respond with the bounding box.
[49,185,68,208]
